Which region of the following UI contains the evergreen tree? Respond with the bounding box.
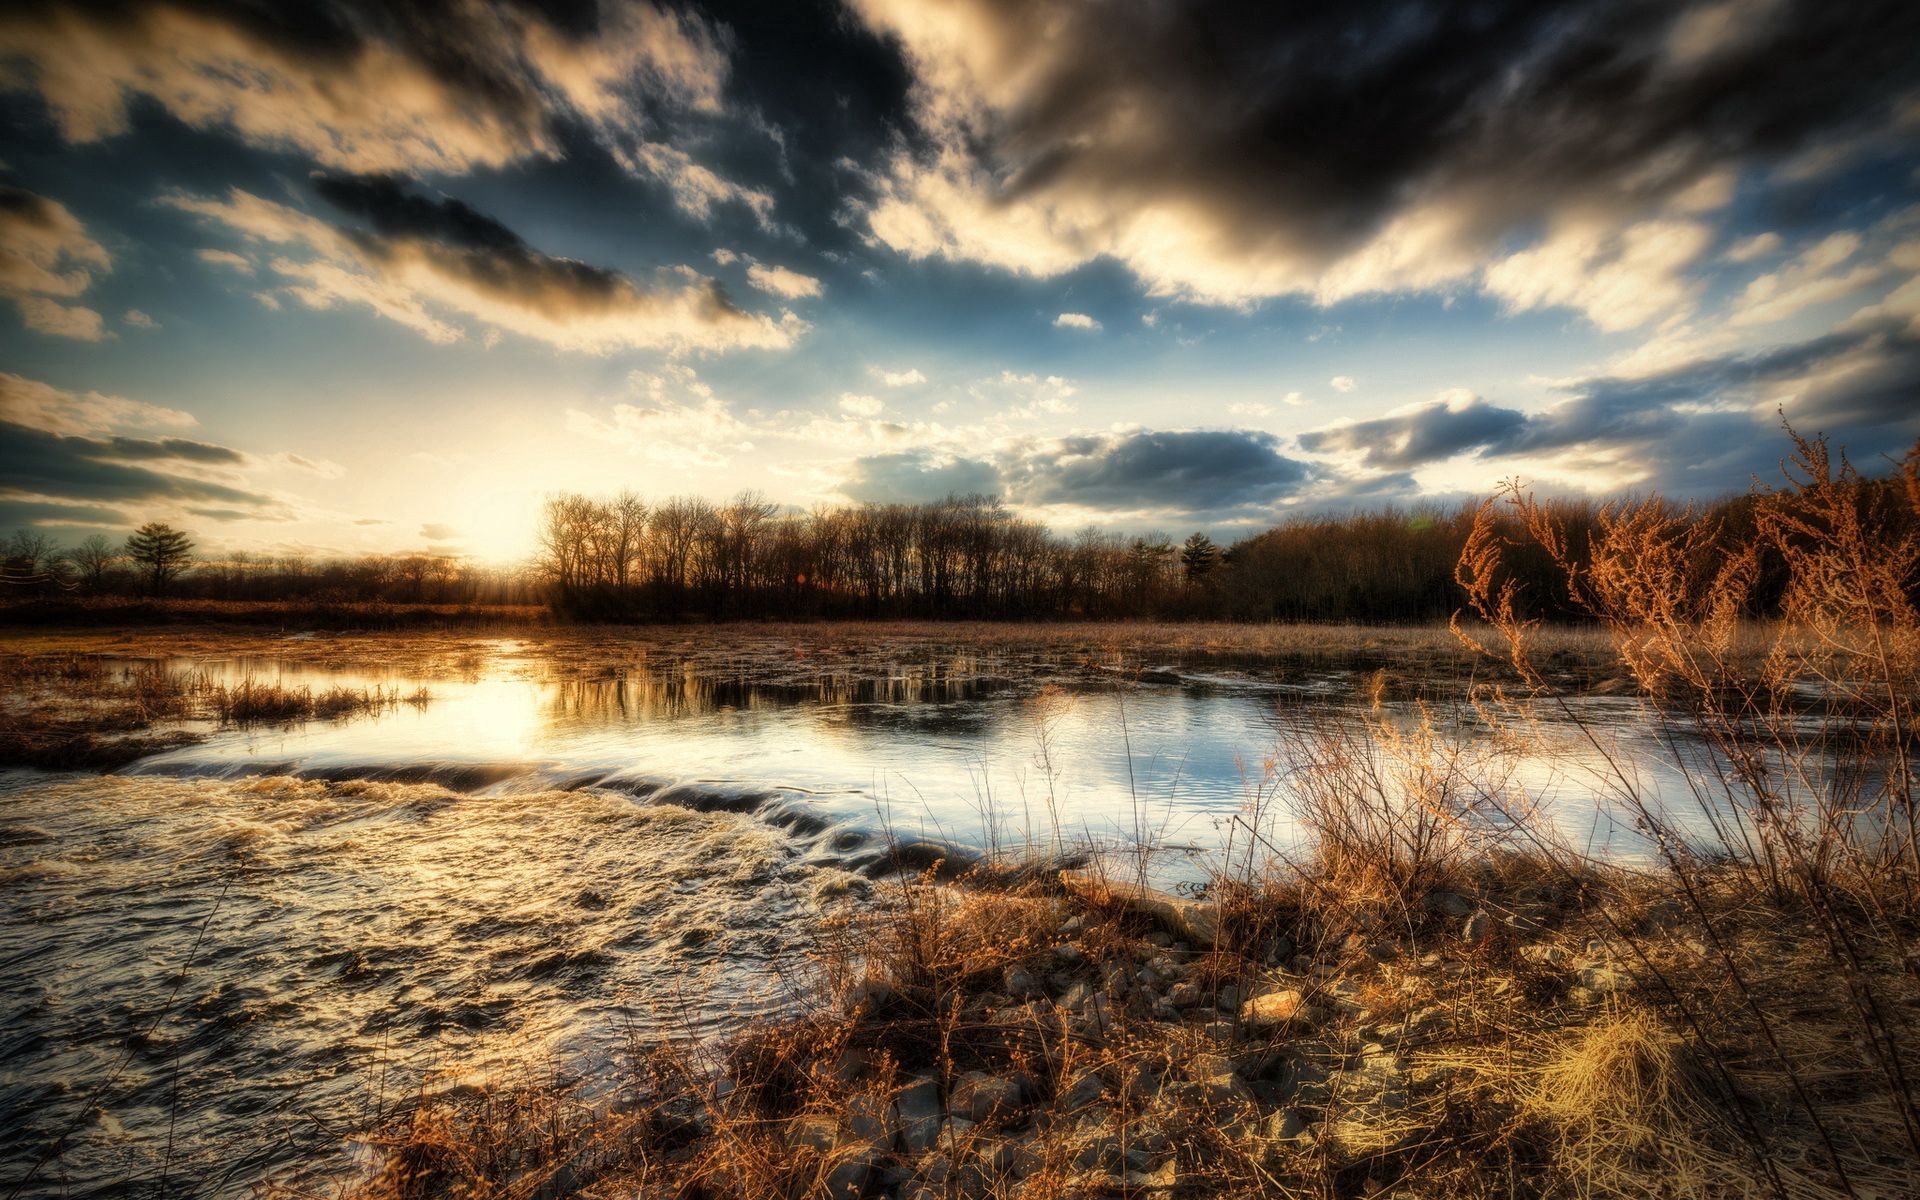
[125,522,194,596]
[1180,531,1219,583]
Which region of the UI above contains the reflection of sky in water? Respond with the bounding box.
[7,653,1848,1197]
[133,656,1748,869]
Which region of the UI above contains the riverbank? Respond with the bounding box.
[337,852,1918,1200]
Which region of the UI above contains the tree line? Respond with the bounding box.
[0,523,526,606]
[533,490,1570,622]
[9,471,1910,622]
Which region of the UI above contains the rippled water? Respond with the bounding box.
[1,648,1712,1197]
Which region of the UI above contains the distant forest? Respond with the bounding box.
[6,477,1911,623]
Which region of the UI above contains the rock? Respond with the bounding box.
[1053,942,1086,967]
[1319,1050,1414,1154]
[846,1091,897,1143]
[1579,964,1628,994]
[1004,964,1044,999]
[953,1071,1025,1123]
[844,975,893,1015]
[1425,891,1473,918]
[1061,979,1095,1013]
[1520,943,1570,967]
[788,1112,839,1153]
[1168,981,1203,1007]
[1058,870,1219,945]
[893,1075,944,1153]
[1181,1054,1255,1111]
[819,1144,879,1197]
[1267,1107,1310,1146]
[1462,909,1493,943]
[937,1117,978,1153]
[1240,989,1319,1030]
[1058,1070,1107,1111]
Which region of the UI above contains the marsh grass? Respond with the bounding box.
[0,654,429,768]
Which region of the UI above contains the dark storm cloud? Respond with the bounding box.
[1005,430,1313,512]
[1298,398,1529,470]
[313,172,529,253]
[0,497,131,530]
[1299,317,1920,496]
[852,0,1920,305]
[845,429,1315,516]
[311,171,641,313]
[839,450,1002,505]
[0,421,273,509]
[100,435,249,465]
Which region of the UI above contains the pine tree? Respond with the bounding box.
[1180,531,1219,584]
[125,522,195,596]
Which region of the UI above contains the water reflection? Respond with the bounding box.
[4,650,1797,1198]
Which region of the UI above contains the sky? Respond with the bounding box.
[1,0,1917,563]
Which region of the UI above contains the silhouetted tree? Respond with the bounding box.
[70,533,120,592]
[1180,532,1219,584]
[125,522,194,596]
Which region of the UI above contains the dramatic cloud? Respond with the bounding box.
[0,371,193,436]
[168,174,803,353]
[850,0,1920,321]
[0,374,314,531]
[0,1,730,178]
[0,185,110,339]
[745,261,823,299]
[1,422,273,511]
[840,449,1003,504]
[844,428,1314,518]
[1002,430,1312,513]
[1300,315,1920,495]
[1299,391,1529,470]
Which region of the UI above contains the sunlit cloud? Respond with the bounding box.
[0,0,728,176]
[847,0,1918,324]
[166,177,804,354]
[0,185,110,340]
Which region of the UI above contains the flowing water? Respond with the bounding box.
[1,645,1722,1197]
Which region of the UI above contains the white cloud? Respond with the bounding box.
[0,2,728,177]
[168,188,804,355]
[628,142,777,227]
[1482,217,1715,332]
[566,364,758,467]
[123,308,158,329]
[1053,311,1102,331]
[1330,376,1357,393]
[0,187,110,341]
[871,366,927,387]
[1729,232,1884,326]
[838,393,883,417]
[0,371,195,436]
[1724,231,1782,263]
[745,260,823,299]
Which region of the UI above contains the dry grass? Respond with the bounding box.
[0,654,429,767]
